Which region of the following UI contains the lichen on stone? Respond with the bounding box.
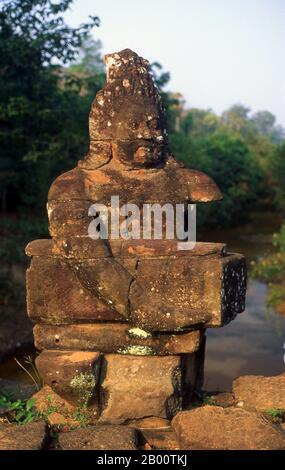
[127,327,151,339]
[117,345,153,356]
[70,372,96,406]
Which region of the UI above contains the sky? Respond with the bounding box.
[65,0,285,126]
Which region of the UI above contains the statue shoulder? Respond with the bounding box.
[48,167,86,201]
[166,155,222,203]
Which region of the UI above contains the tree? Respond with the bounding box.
[68,36,105,76]
[252,221,285,314]
[252,111,276,135]
[170,128,262,226]
[181,108,220,138]
[272,143,285,208]
[0,0,99,212]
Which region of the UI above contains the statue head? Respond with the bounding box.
[80,49,169,169]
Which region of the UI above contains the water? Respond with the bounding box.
[201,211,285,391]
[1,212,285,393]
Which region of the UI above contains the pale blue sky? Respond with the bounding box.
[65,0,285,125]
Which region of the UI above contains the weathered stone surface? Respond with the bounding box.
[58,425,139,450]
[99,354,182,424]
[172,406,285,450]
[69,258,133,319]
[25,239,54,257]
[35,351,101,407]
[209,392,236,408]
[0,421,47,450]
[141,429,180,450]
[27,256,122,324]
[233,374,285,411]
[49,165,222,208]
[47,200,91,238]
[53,237,112,259]
[119,240,227,258]
[47,411,80,430]
[33,323,203,355]
[128,416,170,429]
[51,238,226,260]
[27,249,246,331]
[129,254,246,331]
[32,386,95,429]
[33,385,76,416]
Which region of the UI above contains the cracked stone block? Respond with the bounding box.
[33,323,203,356]
[35,350,101,408]
[26,242,246,330]
[68,258,133,318]
[26,256,122,324]
[129,253,246,331]
[99,354,183,424]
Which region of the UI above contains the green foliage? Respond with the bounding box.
[0,394,39,424]
[0,216,48,263]
[265,408,285,424]
[0,0,100,213]
[272,143,285,208]
[72,408,89,427]
[251,222,285,312]
[170,128,262,226]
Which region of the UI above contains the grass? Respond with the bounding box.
[0,394,39,425]
[265,408,285,424]
[13,355,42,391]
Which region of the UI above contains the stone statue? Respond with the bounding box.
[26,49,246,425]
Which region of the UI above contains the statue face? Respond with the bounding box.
[89,97,168,169]
[111,100,166,142]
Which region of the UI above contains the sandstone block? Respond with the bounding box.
[27,242,246,331]
[233,374,285,411]
[35,351,101,407]
[26,256,122,324]
[33,323,203,355]
[141,429,180,450]
[58,425,139,450]
[69,258,133,318]
[0,421,47,450]
[172,405,285,450]
[129,254,246,331]
[32,385,76,416]
[32,386,92,428]
[99,354,182,424]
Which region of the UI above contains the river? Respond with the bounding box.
[201,211,285,391]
